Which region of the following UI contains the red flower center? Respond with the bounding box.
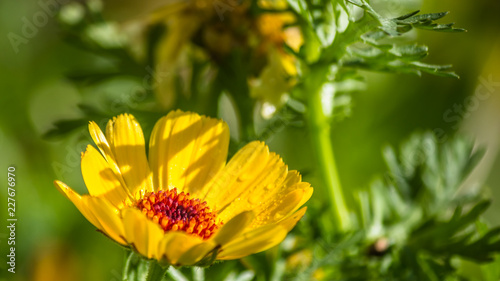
[136,188,222,239]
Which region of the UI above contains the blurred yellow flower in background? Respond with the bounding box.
[100,0,302,111]
[54,111,312,265]
[251,1,303,115]
[256,0,303,76]
[31,242,82,281]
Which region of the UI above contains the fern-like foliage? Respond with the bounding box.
[288,133,500,281]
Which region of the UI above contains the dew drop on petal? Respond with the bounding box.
[248,195,261,205]
[238,172,252,182]
[273,212,285,221]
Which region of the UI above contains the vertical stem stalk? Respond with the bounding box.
[306,65,351,232]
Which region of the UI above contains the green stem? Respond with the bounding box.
[305,64,351,232]
[145,260,169,281]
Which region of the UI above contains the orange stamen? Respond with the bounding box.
[136,188,223,240]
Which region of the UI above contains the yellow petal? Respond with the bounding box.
[212,211,255,246]
[217,207,307,260]
[81,145,130,208]
[121,208,164,259]
[205,141,287,221]
[177,240,217,265]
[203,141,268,207]
[105,118,116,158]
[89,121,118,169]
[107,114,153,197]
[281,170,302,189]
[252,171,311,226]
[183,116,229,197]
[161,111,201,191]
[148,110,181,191]
[251,183,312,227]
[149,110,229,195]
[88,121,127,186]
[56,181,127,245]
[157,231,204,265]
[217,226,287,261]
[54,180,103,230]
[86,196,127,245]
[278,172,312,212]
[279,207,308,232]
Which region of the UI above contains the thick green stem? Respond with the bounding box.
[305,65,351,232]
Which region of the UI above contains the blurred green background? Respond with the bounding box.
[0,0,499,280]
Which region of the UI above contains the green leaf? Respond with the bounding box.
[192,267,205,281]
[122,251,151,281]
[167,267,189,281]
[481,248,500,281]
[394,10,421,21]
[456,226,500,262]
[43,119,87,139]
[405,201,500,263]
[409,201,490,249]
[292,231,365,281]
[42,104,109,139]
[389,45,428,61]
[346,0,363,6]
[145,261,168,281]
[396,12,450,24]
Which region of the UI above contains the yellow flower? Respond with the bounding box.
[256,0,303,76]
[100,0,303,110]
[54,110,312,265]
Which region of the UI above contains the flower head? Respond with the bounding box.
[54,110,312,265]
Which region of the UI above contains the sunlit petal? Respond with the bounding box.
[107,114,153,198]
